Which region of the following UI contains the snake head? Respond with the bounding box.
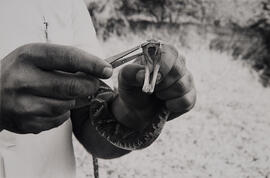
[141,39,177,94]
[141,39,162,93]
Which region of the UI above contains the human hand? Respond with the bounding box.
[0,43,112,134]
[114,43,196,130]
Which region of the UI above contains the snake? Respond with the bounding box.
[86,40,181,178]
[89,40,179,150]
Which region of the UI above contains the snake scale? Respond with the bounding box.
[88,40,179,177]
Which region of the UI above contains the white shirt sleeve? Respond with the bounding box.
[71,0,103,56]
[71,0,113,87]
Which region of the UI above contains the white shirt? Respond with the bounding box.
[0,0,105,177]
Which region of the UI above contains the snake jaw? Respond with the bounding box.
[142,40,161,93]
[142,64,151,93]
[149,62,161,93]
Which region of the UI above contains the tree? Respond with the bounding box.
[88,0,129,39]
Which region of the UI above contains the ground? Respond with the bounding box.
[73,34,270,178]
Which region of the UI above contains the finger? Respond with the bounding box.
[167,111,187,121]
[155,57,187,91]
[21,43,112,78]
[21,112,70,134]
[15,95,75,117]
[18,70,100,99]
[118,63,145,88]
[157,44,180,81]
[165,89,196,113]
[118,64,155,108]
[155,71,194,100]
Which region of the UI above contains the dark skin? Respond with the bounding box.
[71,45,196,158]
[71,106,131,159]
[0,43,196,159]
[0,43,112,133]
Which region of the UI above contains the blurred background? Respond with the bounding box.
[73,0,270,177]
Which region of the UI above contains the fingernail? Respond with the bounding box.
[102,67,113,78]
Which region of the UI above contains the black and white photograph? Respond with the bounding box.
[0,0,270,178]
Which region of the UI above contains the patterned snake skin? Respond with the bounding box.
[89,85,170,150]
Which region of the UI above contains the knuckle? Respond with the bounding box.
[176,77,186,92]
[166,89,196,113]
[172,73,193,95]
[15,97,30,114]
[9,68,35,92]
[50,105,68,116]
[91,60,98,72]
[3,60,36,93]
[15,79,31,91]
[182,89,196,111]
[66,79,80,97]
[17,43,35,60]
[171,57,186,78]
[18,43,47,63]
[52,112,70,126]
[2,73,21,92]
[65,48,78,70]
[183,72,194,89]
[51,118,65,128]
[15,97,45,116]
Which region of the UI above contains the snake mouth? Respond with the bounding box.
[142,40,161,64]
[148,46,158,58]
[142,40,162,93]
[144,40,160,58]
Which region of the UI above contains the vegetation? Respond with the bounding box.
[87,0,270,86]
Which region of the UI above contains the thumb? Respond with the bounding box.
[118,63,154,110]
[118,63,145,88]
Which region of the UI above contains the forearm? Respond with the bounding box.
[71,106,130,159]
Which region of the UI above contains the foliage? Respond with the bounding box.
[88,0,128,40]
[109,0,217,24]
[86,0,270,86]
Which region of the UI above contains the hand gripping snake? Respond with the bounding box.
[85,40,180,177]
